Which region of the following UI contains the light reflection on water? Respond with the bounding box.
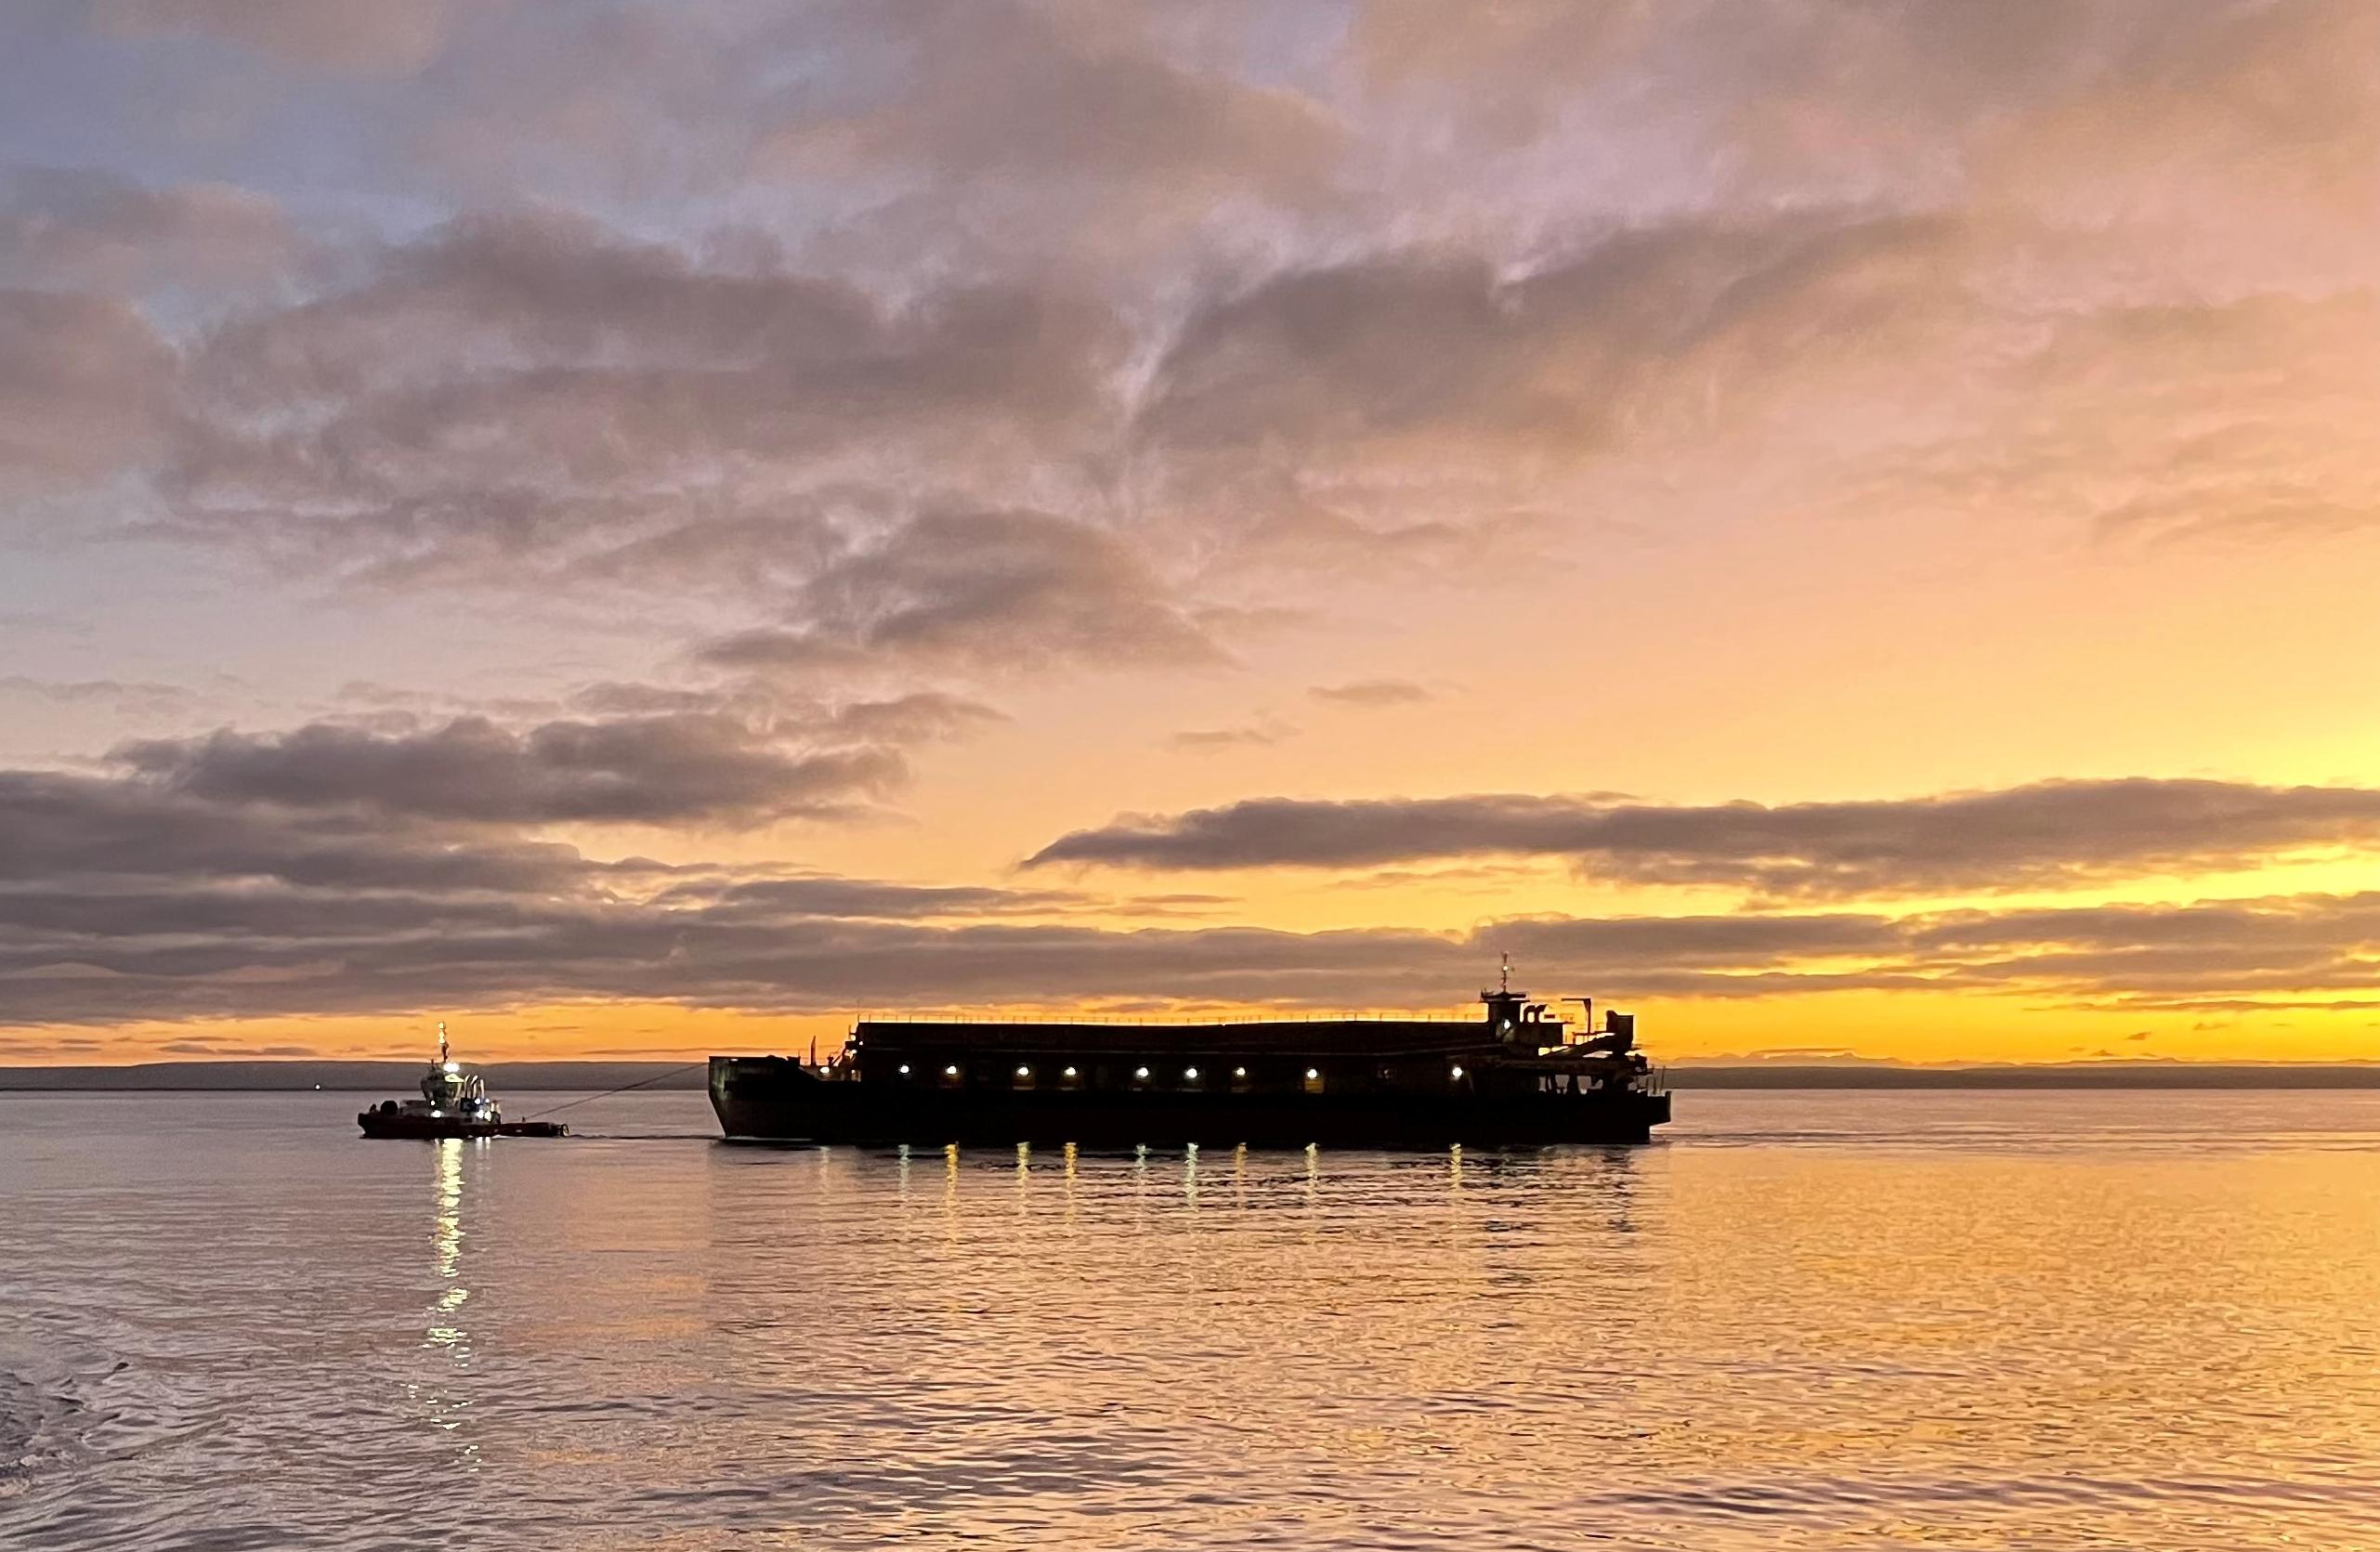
[2,1089,2379,1549]
[419,1139,476,1465]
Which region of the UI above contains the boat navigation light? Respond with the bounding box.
[944,1064,960,1076]
[1063,1066,1078,1077]
[898,1063,910,1075]
[1233,1066,1247,1078]
[1134,1066,1151,1079]
[1184,1066,1200,1080]
[1450,1065,1465,1079]
[1016,1065,1031,1078]
[1304,1067,1320,1081]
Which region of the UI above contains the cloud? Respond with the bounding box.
[0,676,194,715]
[0,769,587,896]
[12,0,2370,569]
[764,0,1340,194]
[159,210,1125,586]
[107,711,910,828]
[1309,678,1432,709]
[1168,724,1294,752]
[1024,778,2380,898]
[697,509,1220,674]
[0,166,305,296]
[1137,212,1966,463]
[9,750,2380,1025]
[560,683,1004,745]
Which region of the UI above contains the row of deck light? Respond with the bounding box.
[892,1062,1467,1082]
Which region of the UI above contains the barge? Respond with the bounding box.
[359,1024,568,1139]
[710,967,1668,1148]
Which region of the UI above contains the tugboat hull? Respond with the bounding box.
[357,1112,567,1139]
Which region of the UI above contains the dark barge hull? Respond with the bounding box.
[711,1058,1667,1149]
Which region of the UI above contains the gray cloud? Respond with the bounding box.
[109,712,907,828]
[158,210,1124,586]
[765,0,1340,193]
[698,509,1220,674]
[1025,779,2380,898]
[0,676,194,715]
[1137,213,1965,462]
[0,769,587,896]
[0,166,305,296]
[9,751,2380,1026]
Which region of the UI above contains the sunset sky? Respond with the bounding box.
[4,1,2378,1065]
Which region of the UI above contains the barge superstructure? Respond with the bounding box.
[709,967,1668,1148]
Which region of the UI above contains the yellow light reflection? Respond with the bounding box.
[420,1138,478,1469]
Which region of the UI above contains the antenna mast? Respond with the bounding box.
[438,1020,449,1066]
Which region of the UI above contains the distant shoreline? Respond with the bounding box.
[0,1061,713,1092]
[5,1059,2380,1091]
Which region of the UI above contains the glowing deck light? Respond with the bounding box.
[1233,1066,1247,1078]
[1450,1065,1465,1079]
[1183,1066,1200,1080]
[1134,1066,1150,1079]
[898,1064,910,1075]
[1063,1066,1078,1077]
[1304,1067,1320,1081]
[1015,1065,1031,1078]
[944,1064,960,1076]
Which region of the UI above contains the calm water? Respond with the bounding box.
[4,1090,2378,1550]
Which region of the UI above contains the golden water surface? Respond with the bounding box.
[3,1089,2377,1549]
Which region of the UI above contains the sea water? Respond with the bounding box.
[4,1089,2377,1549]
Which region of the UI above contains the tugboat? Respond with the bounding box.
[358,1023,568,1140]
[709,960,1670,1149]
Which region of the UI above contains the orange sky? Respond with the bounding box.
[3,3,2377,1065]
